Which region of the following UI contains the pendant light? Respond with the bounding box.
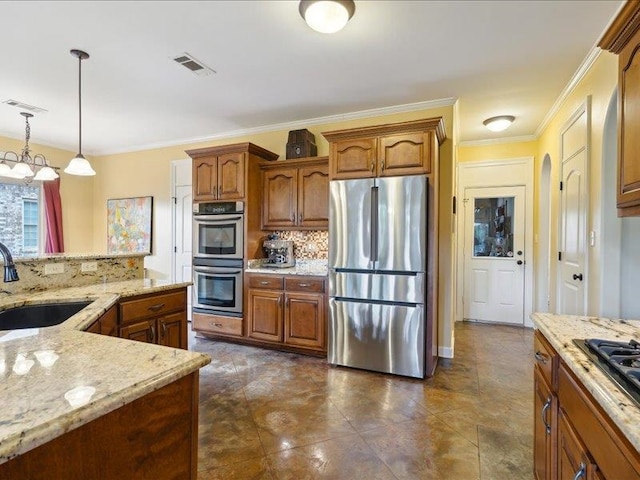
[299,0,355,34]
[64,49,96,176]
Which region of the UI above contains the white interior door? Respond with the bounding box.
[172,160,192,320]
[463,186,526,325]
[557,102,588,315]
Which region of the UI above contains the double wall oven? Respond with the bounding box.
[193,202,244,317]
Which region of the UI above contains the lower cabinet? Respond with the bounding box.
[533,330,640,480]
[85,306,118,337]
[246,273,326,354]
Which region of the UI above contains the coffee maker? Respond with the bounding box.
[262,234,295,268]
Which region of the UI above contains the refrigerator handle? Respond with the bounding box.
[371,186,378,262]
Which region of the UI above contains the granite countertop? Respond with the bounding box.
[246,258,328,277]
[11,252,149,264]
[531,312,640,452]
[0,279,210,465]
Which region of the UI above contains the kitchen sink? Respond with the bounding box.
[0,301,92,330]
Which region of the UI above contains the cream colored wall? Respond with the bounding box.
[92,106,457,351]
[458,140,538,163]
[536,51,617,315]
[0,136,94,253]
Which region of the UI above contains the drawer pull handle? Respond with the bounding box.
[534,351,547,364]
[298,283,309,287]
[211,322,224,328]
[148,303,165,312]
[150,325,156,342]
[161,321,167,338]
[541,397,551,435]
[572,463,586,480]
[260,281,270,285]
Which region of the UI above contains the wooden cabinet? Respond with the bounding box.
[322,118,446,180]
[246,273,326,354]
[533,330,640,480]
[599,2,640,216]
[261,156,329,230]
[186,142,279,203]
[85,306,118,337]
[118,288,188,349]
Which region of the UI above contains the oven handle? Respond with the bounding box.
[194,215,243,223]
[194,267,243,275]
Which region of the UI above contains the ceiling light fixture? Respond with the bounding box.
[483,115,515,132]
[0,112,59,183]
[64,49,96,176]
[299,0,355,34]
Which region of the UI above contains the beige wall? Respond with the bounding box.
[0,137,94,253]
[458,140,538,163]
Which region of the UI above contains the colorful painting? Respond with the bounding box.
[107,196,153,254]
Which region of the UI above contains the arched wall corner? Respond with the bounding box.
[536,154,552,313]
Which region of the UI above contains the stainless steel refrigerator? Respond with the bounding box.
[328,175,431,379]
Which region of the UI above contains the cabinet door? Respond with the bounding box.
[331,138,377,180]
[534,367,556,480]
[120,319,155,344]
[158,312,187,349]
[298,164,329,229]
[248,289,283,342]
[217,152,245,200]
[193,157,218,202]
[558,411,595,480]
[284,292,324,350]
[262,168,297,229]
[379,131,431,176]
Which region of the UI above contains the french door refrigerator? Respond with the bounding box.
[328,175,429,378]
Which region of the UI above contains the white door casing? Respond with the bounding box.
[557,100,589,315]
[171,159,193,319]
[463,186,526,325]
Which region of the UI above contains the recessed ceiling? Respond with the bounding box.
[0,0,624,155]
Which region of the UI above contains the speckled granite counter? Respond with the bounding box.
[246,258,328,276]
[532,312,640,452]
[0,279,210,464]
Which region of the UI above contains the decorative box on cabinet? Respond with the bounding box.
[322,118,446,180]
[260,156,329,230]
[599,2,640,216]
[186,142,279,202]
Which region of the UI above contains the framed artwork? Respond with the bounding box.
[107,196,153,254]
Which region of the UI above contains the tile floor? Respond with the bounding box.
[191,322,534,479]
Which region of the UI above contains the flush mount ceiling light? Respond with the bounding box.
[299,0,355,34]
[64,49,96,176]
[483,115,516,132]
[0,112,59,183]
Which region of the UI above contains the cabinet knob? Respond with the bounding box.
[541,397,552,435]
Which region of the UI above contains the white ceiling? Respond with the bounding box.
[0,0,624,155]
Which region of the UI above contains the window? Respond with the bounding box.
[0,179,42,257]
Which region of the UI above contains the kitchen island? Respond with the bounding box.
[531,312,640,480]
[0,280,210,479]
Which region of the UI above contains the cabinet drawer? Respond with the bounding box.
[284,276,325,293]
[193,312,243,337]
[120,290,186,323]
[248,275,284,290]
[534,330,556,387]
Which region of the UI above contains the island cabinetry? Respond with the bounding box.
[187,142,279,203]
[246,273,326,353]
[533,330,558,480]
[118,288,187,349]
[322,118,446,180]
[261,156,329,230]
[85,305,118,337]
[598,1,640,216]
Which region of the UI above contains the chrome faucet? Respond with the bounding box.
[0,242,19,282]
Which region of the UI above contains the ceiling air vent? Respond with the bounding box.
[2,99,48,114]
[172,53,216,77]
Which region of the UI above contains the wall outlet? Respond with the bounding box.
[81,261,98,272]
[44,263,64,275]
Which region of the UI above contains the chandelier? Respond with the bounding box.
[0,112,59,182]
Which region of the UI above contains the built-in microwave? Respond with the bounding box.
[193,202,244,260]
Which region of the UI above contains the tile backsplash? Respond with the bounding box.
[273,231,328,259]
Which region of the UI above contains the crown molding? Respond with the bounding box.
[458,134,537,148]
[93,97,457,156]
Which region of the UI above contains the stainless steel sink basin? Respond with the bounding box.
[0,301,92,330]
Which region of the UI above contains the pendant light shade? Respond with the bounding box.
[299,0,355,34]
[64,49,96,176]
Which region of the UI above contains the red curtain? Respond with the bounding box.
[43,177,64,253]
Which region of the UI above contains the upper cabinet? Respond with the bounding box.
[186,143,279,202]
[322,118,446,180]
[260,156,329,230]
[599,2,640,216]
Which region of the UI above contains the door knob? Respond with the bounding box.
[517,260,523,265]
[573,273,583,281]
[517,250,523,255]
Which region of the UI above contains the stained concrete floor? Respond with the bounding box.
[191,322,534,479]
